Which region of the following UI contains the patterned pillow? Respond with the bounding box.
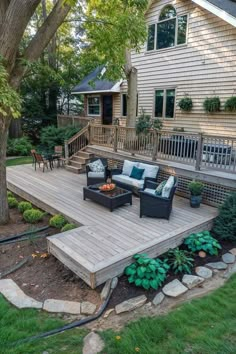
[155,180,167,195]
[162,176,175,198]
[88,159,104,172]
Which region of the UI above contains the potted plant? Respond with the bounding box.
[178,96,193,112]
[188,181,204,208]
[203,97,221,113]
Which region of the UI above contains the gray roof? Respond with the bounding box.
[72,67,118,94]
[207,0,236,18]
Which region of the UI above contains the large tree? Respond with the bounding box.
[0,0,75,224]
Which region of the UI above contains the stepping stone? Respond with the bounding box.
[182,275,204,289]
[195,266,213,279]
[100,279,112,300]
[229,248,236,256]
[162,279,188,298]
[223,263,236,279]
[115,295,147,314]
[222,253,235,264]
[152,292,165,306]
[206,262,228,270]
[43,299,81,314]
[0,279,42,309]
[83,332,105,354]
[81,301,97,315]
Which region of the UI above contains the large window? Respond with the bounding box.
[147,5,188,51]
[155,88,175,119]
[88,96,100,115]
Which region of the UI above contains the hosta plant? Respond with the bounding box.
[166,248,194,274]
[184,231,221,256]
[125,253,169,290]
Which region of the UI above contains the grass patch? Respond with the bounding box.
[6,157,32,167]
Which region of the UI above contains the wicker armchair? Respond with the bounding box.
[86,158,108,186]
[139,178,178,219]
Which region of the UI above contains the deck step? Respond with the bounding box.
[70,161,83,168]
[77,151,94,159]
[65,165,82,174]
[72,156,89,164]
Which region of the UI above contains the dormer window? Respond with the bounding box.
[147,5,188,51]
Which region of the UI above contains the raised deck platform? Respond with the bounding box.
[7,165,218,288]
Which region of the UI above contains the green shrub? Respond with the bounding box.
[166,248,194,274]
[23,209,44,223]
[136,109,162,135]
[125,254,169,290]
[184,231,221,256]
[18,201,33,214]
[224,96,236,112]
[203,97,221,113]
[61,223,77,232]
[188,181,204,196]
[7,136,33,156]
[8,197,18,208]
[213,192,236,241]
[49,214,67,229]
[7,191,13,198]
[178,96,193,112]
[40,125,81,152]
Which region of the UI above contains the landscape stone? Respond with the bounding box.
[223,263,236,279]
[162,279,188,297]
[222,253,235,264]
[83,332,105,354]
[195,266,213,279]
[43,299,81,314]
[81,301,97,315]
[103,308,114,318]
[152,292,165,306]
[0,279,42,309]
[206,262,228,270]
[115,295,147,314]
[182,274,204,289]
[229,248,236,256]
[100,279,112,300]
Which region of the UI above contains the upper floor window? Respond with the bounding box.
[147,5,188,51]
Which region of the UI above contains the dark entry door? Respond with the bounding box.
[102,95,113,125]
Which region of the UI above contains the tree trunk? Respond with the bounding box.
[125,49,137,128]
[0,115,11,224]
[9,118,22,138]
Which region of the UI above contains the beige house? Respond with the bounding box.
[72,0,236,136]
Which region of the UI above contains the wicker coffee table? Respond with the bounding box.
[83,184,132,212]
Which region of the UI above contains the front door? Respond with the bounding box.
[102,95,113,125]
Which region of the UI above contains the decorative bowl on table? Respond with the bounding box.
[99,183,116,192]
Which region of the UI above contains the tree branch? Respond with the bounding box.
[0,0,10,29]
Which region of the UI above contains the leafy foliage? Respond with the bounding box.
[213,192,236,241]
[125,254,169,290]
[7,191,13,198]
[136,110,162,135]
[166,248,194,274]
[40,125,81,152]
[61,223,77,232]
[7,137,33,156]
[7,197,18,209]
[203,97,221,113]
[49,214,67,229]
[23,209,44,224]
[188,181,204,196]
[178,96,193,112]
[224,96,236,112]
[184,231,221,256]
[18,201,33,214]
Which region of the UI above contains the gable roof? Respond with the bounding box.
[147,0,236,27]
[71,67,121,94]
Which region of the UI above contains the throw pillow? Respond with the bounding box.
[162,176,175,198]
[155,180,167,195]
[138,163,159,179]
[88,159,104,173]
[130,166,145,180]
[122,160,138,176]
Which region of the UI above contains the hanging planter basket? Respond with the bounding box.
[178,96,193,112]
[203,97,221,113]
[224,96,236,112]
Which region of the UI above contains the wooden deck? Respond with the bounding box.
[7,165,218,288]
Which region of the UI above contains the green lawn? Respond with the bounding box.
[6,156,32,167]
[0,275,235,354]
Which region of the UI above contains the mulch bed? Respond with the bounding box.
[0,197,235,310]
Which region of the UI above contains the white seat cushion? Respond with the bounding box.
[88,171,104,178]
[122,160,139,176]
[162,176,175,198]
[112,174,144,189]
[138,163,159,179]
[143,188,156,196]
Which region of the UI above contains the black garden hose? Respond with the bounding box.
[0,226,50,245]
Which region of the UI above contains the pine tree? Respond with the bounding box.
[213,192,236,241]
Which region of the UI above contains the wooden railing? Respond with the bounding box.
[58,115,98,128]
[65,124,90,160]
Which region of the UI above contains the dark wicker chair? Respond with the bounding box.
[86,158,108,186]
[139,177,178,220]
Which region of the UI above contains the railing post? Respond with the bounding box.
[87,123,91,145]
[152,130,158,161]
[64,140,69,164]
[195,133,203,171]
[114,126,118,152]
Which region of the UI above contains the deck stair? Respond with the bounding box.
[65,151,94,174]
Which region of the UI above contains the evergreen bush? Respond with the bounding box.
[49,214,67,229]
[7,136,33,156]
[40,125,81,152]
[23,209,44,223]
[18,201,33,214]
[136,109,162,135]
[61,223,77,232]
[8,197,18,208]
[213,192,236,241]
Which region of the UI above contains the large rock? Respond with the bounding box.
[83,332,105,354]
[182,275,204,289]
[81,301,97,315]
[0,279,42,309]
[100,279,112,301]
[162,279,188,298]
[222,253,235,264]
[115,295,147,314]
[152,292,165,306]
[206,262,228,270]
[195,266,213,279]
[43,299,81,314]
[229,248,236,256]
[223,263,236,279]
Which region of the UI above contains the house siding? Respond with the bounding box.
[130,0,236,136]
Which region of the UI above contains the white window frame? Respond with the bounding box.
[153,87,176,120]
[87,95,101,116]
